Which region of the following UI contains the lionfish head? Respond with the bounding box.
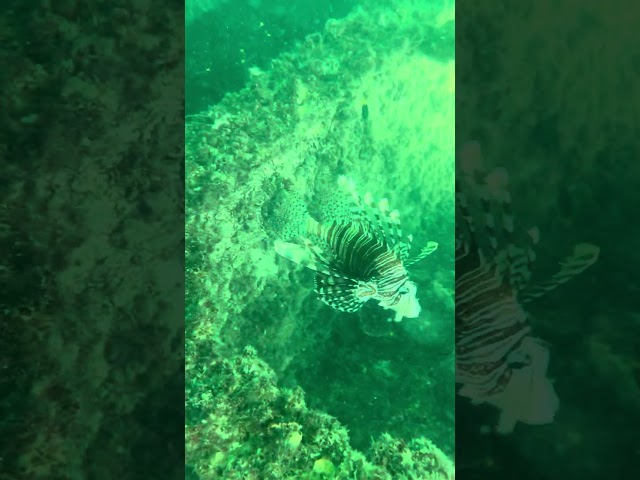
[381,280,422,322]
[489,337,559,434]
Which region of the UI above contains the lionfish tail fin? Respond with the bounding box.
[265,190,311,241]
[520,243,600,303]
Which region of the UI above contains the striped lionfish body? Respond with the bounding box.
[455,142,599,433]
[274,176,438,322]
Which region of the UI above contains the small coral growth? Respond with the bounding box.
[186,347,454,479]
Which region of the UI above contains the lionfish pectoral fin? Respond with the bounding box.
[275,237,339,276]
[520,243,599,303]
[314,273,365,313]
[406,241,438,266]
[274,239,315,269]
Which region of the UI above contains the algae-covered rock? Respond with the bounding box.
[186,0,455,478]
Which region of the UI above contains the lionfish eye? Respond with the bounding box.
[398,286,409,295]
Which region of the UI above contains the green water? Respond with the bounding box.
[185,0,455,478]
[455,1,640,479]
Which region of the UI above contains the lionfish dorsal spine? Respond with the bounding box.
[338,175,410,250]
[457,163,539,291]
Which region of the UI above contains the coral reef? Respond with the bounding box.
[186,0,455,477]
[186,347,454,479]
[1,1,184,478]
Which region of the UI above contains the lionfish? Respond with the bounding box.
[455,141,600,433]
[272,176,438,322]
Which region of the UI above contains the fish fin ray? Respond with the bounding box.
[314,273,365,313]
[520,243,599,303]
[406,241,439,266]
